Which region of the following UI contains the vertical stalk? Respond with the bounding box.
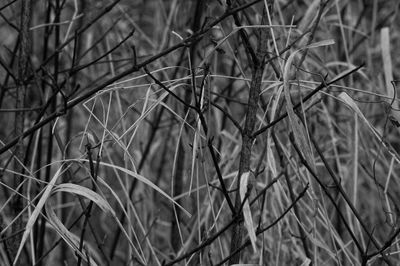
[170,0,205,254]
[9,0,32,263]
[228,2,272,264]
[52,0,62,263]
[171,139,185,252]
[35,1,53,262]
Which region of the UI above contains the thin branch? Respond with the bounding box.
[0,0,266,156]
[215,184,309,266]
[290,133,365,254]
[252,64,364,138]
[163,173,285,266]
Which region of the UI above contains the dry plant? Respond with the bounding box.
[0,0,400,265]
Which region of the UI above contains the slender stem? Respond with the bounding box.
[228,2,272,263]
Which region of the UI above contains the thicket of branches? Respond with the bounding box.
[0,0,400,265]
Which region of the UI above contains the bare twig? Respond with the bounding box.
[228,2,273,263]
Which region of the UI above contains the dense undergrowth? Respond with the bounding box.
[0,0,400,265]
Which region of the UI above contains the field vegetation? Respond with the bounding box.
[0,0,400,265]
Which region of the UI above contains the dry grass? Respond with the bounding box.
[0,0,400,265]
